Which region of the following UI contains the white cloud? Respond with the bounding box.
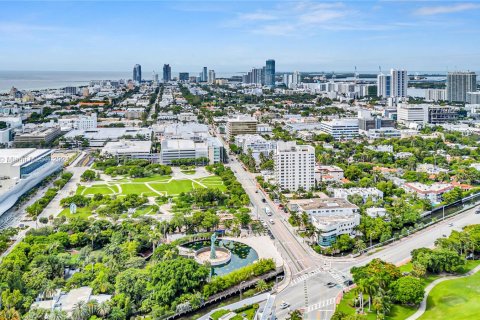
[414,3,480,16]
[239,12,278,21]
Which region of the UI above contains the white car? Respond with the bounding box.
[280,302,290,309]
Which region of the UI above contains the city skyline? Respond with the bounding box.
[1,1,480,72]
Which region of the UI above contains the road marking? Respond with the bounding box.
[291,267,324,285]
[305,298,336,313]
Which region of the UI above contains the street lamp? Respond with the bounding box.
[239,280,246,301]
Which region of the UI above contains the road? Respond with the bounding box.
[216,130,480,320]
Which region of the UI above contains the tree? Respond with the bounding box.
[332,234,354,252]
[392,276,425,305]
[255,279,269,292]
[286,310,303,320]
[81,170,96,182]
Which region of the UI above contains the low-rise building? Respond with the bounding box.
[295,198,360,247]
[101,140,157,162]
[332,187,384,202]
[316,165,344,183]
[319,119,359,140]
[367,127,401,139]
[63,127,152,147]
[234,134,276,162]
[403,182,454,204]
[13,127,61,147]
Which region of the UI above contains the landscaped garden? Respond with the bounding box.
[333,224,480,320]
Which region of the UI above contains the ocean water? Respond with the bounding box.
[0,70,131,93]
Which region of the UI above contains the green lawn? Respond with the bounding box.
[420,268,480,320]
[81,184,118,196]
[120,183,158,197]
[150,180,196,195]
[59,207,92,220]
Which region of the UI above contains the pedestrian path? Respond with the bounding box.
[328,269,347,288]
[197,293,270,320]
[305,298,336,313]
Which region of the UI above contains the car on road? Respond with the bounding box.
[262,198,266,203]
[343,280,354,286]
[255,190,259,193]
[280,302,290,309]
[476,209,480,214]
[325,282,336,288]
[269,219,275,224]
[448,223,454,227]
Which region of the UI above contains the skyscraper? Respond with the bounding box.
[265,59,275,87]
[163,64,171,82]
[202,67,208,82]
[390,69,408,98]
[133,64,142,83]
[208,70,216,84]
[377,73,391,98]
[446,71,477,102]
[377,69,407,98]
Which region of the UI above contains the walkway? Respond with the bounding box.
[407,264,480,320]
[197,293,270,320]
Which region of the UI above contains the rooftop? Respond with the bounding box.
[297,197,358,211]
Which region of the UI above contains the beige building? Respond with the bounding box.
[226,116,257,141]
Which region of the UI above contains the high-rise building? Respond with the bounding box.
[208,70,216,84]
[425,89,446,102]
[467,92,480,104]
[133,64,142,83]
[446,71,477,102]
[163,64,171,82]
[202,67,208,82]
[377,74,391,98]
[377,69,407,98]
[390,69,408,98]
[243,67,265,85]
[265,59,275,87]
[274,141,315,191]
[179,72,190,81]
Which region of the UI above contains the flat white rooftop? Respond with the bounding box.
[0,148,51,166]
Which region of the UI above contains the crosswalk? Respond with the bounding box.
[305,298,336,313]
[327,269,346,287]
[291,267,324,285]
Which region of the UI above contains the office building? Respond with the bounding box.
[163,64,171,82]
[467,92,480,104]
[425,89,447,102]
[367,127,401,139]
[447,71,477,102]
[319,119,359,140]
[208,70,216,84]
[243,67,265,85]
[226,116,258,140]
[397,104,428,126]
[63,127,152,147]
[274,141,315,191]
[358,111,395,131]
[265,59,275,87]
[179,72,190,81]
[133,64,142,83]
[13,127,61,147]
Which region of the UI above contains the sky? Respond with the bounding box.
[0,0,479,73]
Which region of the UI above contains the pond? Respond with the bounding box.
[182,239,259,276]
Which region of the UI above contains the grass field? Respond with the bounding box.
[419,262,480,320]
[77,175,226,197]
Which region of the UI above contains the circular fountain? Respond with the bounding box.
[194,233,232,266]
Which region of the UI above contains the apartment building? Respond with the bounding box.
[319,119,359,140]
[274,141,315,191]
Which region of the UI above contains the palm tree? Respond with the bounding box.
[48,309,67,320]
[85,300,99,317]
[87,224,101,249]
[255,280,269,293]
[354,279,367,314]
[72,301,88,320]
[97,301,111,318]
[354,239,367,253]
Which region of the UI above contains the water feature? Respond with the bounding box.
[182,239,258,276]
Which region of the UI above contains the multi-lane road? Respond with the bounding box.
[219,134,480,320]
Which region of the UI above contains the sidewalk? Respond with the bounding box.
[197,293,270,320]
